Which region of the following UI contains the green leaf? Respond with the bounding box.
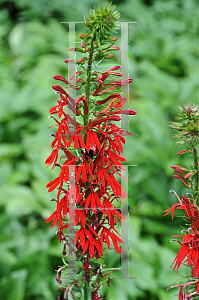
[0,269,28,300]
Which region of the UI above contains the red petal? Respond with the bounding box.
[91,192,96,213]
[89,241,94,258]
[75,209,81,226]
[104,231,111,250]
[84,228,93,243]
[74,228,81,246]
[63,196,68,218]
[67,135,73,148]
[52,85,67,95]
[80,210,86,227]
[78,134,85,149]
[85,161,93,180]
[82,165,87,182]
[86,132,90,152]
[87,224,98,238]
[51,214,59,228]
[92,131,101,150]
[46,211,57,223]
[47,179,60,192]
[94,238,103,255]
[82,240,89,255]
[45,150,56,166]
[58,215,62,231]
[53,75,69,85]
[74,135,79,149]
[46,177,59,188]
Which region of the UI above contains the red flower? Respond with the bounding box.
[174,174,191,187]
[164,192,199,292]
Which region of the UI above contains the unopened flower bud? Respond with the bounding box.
[110,37,118,41]
[76,78,83,83]
[107,54,114,58]
[110,45,120,50]
[81,42,87,48]
[178,150,189,155]
[64,58,75,63]
[79,33,88,38]
[78,57,85,63]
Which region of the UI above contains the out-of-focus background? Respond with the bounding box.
[0,0,198,299]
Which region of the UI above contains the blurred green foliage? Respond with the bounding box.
[0,0,198,299]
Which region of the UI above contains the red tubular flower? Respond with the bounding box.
[52,84,68,95]
[174,174,191,187]
[95,93,121,105]
[53,74,70,85]
[97,109,137,116]
[178,150,190,155]
[91,115,121,126]
[184,172,195,179]
[93,72,109,96]
[164,192,199,292]
[53,76,78,90]
[76,95,88,114]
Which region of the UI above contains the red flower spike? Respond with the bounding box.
[47,23,137,295]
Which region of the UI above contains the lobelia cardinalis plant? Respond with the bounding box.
[163,103,199,299]
[45,3,137,300]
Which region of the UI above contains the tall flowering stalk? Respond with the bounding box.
[45,3,137,299]
[163,103,199,299]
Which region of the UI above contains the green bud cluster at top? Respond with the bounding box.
[71,3,122,132]
[170,102,199,205]
[84,2,120,38]
[170,103,199,147]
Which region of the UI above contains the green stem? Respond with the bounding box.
[193,147,199,206]
[84,281,88,300]
[83,32,96,202]
[83,32,96,141]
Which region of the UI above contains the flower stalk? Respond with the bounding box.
[164,103,199,298]
[46,3,136,299]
